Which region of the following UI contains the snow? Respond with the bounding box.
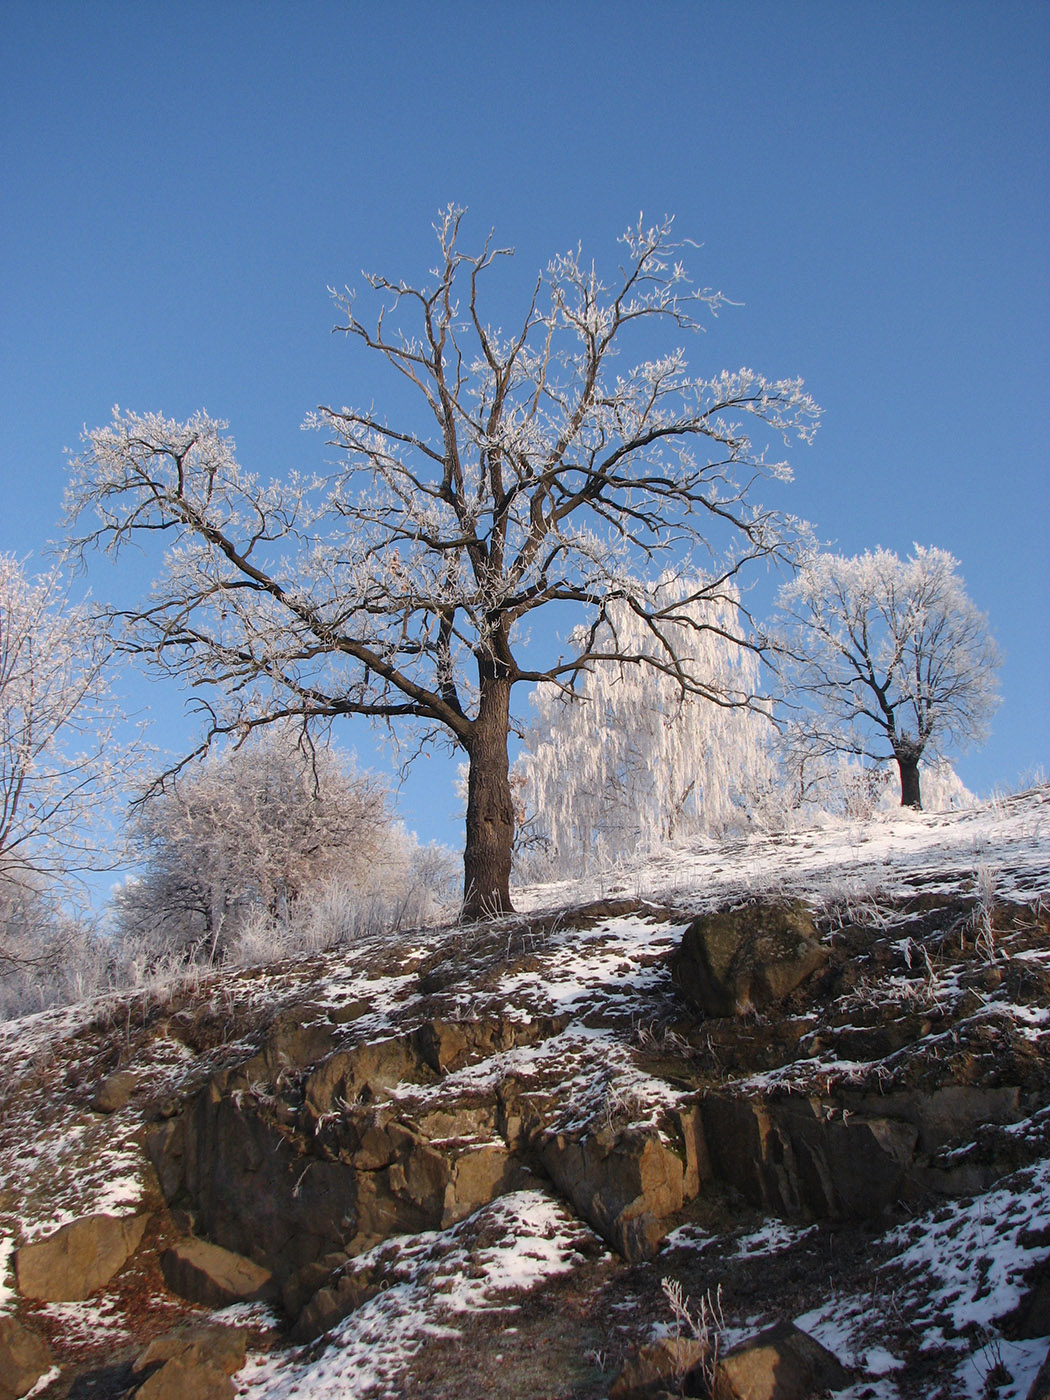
[239,1190,602,1400]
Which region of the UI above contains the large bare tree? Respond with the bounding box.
[67,211,818,917]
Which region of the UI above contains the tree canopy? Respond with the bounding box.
[67,210,819,915]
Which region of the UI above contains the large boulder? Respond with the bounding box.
[609,1336,709,1397]
[132,1323,246,1400]
[160,1237,274,1308]
[698,1093,918,1220]
[0,1315,53,1400]
[671,901,827,1018]
[714,1322,851,1399]
[15,1212,150,1301]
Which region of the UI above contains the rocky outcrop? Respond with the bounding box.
[15,1212,150,1301]
[148,1012,569,1296]
[671,900,827,1017]
[0,1315,52,1400]
[160,1237,274,1307]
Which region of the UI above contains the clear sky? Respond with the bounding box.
[2,1,1048,850]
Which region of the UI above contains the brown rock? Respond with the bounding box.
[0,1314,53,1400]
[160,1237,274,1307]
[133,1322,247,1376]
[15,1212,150,1301]
[540,1120,692,1261]
[671,900,827,1018]
[92,1070,139,1113]
[134,1358,234,1400]
[714,1322,851,1399]
[609,1336,709,1397]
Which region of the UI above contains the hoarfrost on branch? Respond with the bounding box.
[775,545,1001,809]
[66,209,819,916]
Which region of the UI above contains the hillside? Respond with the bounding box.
[1,788,1048,1400]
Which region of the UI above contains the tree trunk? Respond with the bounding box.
[896,750,922,809]
[462,673,515,919]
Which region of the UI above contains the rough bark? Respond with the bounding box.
[462,673,514,919]
[896,750,922,809]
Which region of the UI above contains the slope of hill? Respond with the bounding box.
[1,788,1048,1400]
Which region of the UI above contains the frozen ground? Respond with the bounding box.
[0,788,1046,1399]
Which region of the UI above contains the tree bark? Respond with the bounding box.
[462,673,515,919]
[896,750,922,809]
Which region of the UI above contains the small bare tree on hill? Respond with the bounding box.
[776,546,1001,808]
[67,210,818,917]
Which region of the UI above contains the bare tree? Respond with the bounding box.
[66,210,818,916]
[775,546,1001,808]
[114,728,392,963]
[0,554,139,955]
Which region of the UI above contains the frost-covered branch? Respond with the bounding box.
[66,210,818,915]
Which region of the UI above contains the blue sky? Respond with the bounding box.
[2,1,1048,849]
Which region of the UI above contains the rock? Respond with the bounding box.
[0,1315,53,1400]
[160,1237,274,1307]
[1007,1260,1050,1340]
[1027,1344,1050,1400]
[291,1265,380,1342]
[15,1212,150,1301]
[133,1322,247,1376]
[714,1322,851,1399]
[609,1336,709,1397]
[843,1083,1022,1153]
[539,1118,694,1261]
[697,1093,918,1220]
[92,1069,139,1113]
[134,1358,234,1400]
[671,900,827,1018]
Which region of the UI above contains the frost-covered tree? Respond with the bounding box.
[775,546,1000,808]
[0,554,139,949]
[514,575,774,871]
[114,728,393,963]
[67,210,818,916]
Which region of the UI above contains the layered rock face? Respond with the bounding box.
[139,896,1043,1348]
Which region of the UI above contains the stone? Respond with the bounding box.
[133,1358,234,1400]
[671,900,827,1018]
[1027,1344,1050,1400]
[697,1093,918,1220]
[92,1069,139,1113]
[160,1237,274,1308]
[714,1322,851,1399]
[609,1336,709,1398]
[15,1212,150,1301]
[291,1266,380,1342]
[133,1323,247,1376]
[539,1120,692,1261]
[0,1315,53,1400]
[1008,1260,1050,1340]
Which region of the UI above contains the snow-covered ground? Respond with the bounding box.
[0,788,1046,1399]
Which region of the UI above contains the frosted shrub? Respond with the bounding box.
[227,837,458,967]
